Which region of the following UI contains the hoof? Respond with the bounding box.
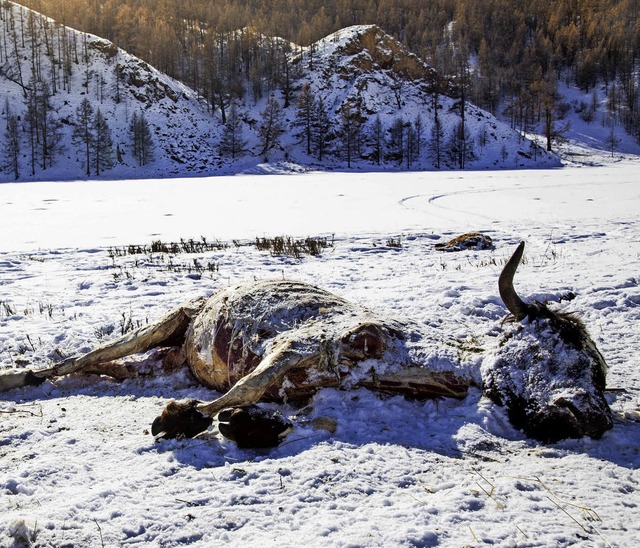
[152,399,213,439]
[218,406,291,448]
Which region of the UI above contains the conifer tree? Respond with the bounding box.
[129,111,140,160]
[312,96,332,161]
[386,117,405,165]
[129,110,154,166]
[405,123,419,169]
[258,95,285,158]
[94,108,115,175]
[294,83,315,155]
[605,126,621,158]
[447,120,475,169]
[429,93,444,169]
[139,113,154,166]
[3,100,21,180]
[370,115,384,166]
[73,97,95,176]
[338,101,363,168]
[219,103,247,159]
[413,114,424,159]
[24,76,60,174]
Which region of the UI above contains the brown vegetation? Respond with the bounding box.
[17,0,640,107]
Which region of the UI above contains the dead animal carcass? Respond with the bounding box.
[0,243,613,446]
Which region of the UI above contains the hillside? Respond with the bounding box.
[0,3,218,181]
[279,25,559,170]
[15,0,640,145]
[0,3,561,182]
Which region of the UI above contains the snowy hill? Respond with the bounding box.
[281,25,559,170]
[0,4,562,182]
[0,3,218,181]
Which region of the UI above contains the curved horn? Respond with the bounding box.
[499,241,529,321]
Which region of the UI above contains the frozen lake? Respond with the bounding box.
[2,162,639,252]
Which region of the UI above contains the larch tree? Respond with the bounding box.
[413,114,424,160]
[94,108,115,175]
[429,92,444,169]
[129,110,154,166]
[370,115,384,166]
[447,119,475,168]
[338,100,364,168]
[24,75,60,174]
[2,100,21,180]
[312,96,332,161]
[258,95,285,158]
[532,71,561,152]
[72,97,95,176]
[386,117,405,165]
[294,82,316,155]
[219,102,247,159]
[605,126,621,158]
[405,121,419,169]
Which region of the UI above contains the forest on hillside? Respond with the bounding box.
[15,0,640,141]
[1,0,639,180]
[3,0,558,181]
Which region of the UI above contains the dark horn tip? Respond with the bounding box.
[514,241,525,260]
[499,241,529,321]
[151,416,163,437]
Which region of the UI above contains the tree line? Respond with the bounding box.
[0,1,488,179]
[15,0,640,140]
[3,0,637,178]
[217,83,491,171]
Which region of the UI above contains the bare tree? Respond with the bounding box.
[312,96,332,161]
[447,120,475,169]
[370,115,384,166]
[386,117,404,165]
[605,126,621,158]
[24,75,61,173]
[429,92,444,169]
[405,122,419,169]
[2,100,21,180]
[94,108,115,175]
[294,82,315,155]
[339,101,363,168]
[129,110,154,166]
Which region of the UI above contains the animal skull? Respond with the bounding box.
[482,242,613,441]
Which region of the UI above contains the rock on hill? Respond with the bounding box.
[0,4,559,182]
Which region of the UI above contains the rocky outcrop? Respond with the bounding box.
[340,25,444,89]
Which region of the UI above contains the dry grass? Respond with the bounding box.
[255,235,334,258]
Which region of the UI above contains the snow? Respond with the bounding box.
[2,154,640,546]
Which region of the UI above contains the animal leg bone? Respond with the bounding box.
[0,298,205,392]
[197,339,308,416]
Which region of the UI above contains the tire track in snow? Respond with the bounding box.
[398,178,638,229]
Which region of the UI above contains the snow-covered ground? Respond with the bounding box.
[1,155,640,546]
